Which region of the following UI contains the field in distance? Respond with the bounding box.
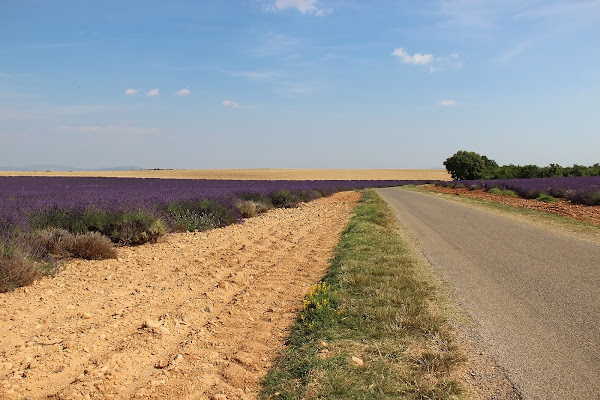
[0,169,450,181]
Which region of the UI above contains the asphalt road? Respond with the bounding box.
[378,188,600,400]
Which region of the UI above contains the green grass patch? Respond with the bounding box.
[260,189,465,400]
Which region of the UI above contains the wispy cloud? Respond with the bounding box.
[175,88,191,96]
[222,100,240,108]
[268,0,331,16]
[438,0,600,32]
[124,88,138,95]
[392,48,433,65]
[440,100,457,106]
[146,88,159,97]
[495,38,538,64]
[235,70,282,80]
[392,48,462,72]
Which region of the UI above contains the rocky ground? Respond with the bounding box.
[0,192,360,400]
[424,185,600,226]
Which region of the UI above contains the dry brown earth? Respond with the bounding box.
[0,169,450,181]
[425,185,600,225]
[0,192,360,399]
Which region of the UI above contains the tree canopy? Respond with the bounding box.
[443,150,600,180]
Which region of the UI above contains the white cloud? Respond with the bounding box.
[392,48,434,65]
[176,88,191,96]
[392,48,463,72]
[270,0,330,15]
[440,100,457,106]
[146,88,159,97]
[222,100,240,108]
[124,88,137,95]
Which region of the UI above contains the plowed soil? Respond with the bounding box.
[425,185,600,225]
[0,191,360,400]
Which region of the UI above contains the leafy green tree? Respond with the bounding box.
[443,151,490,180]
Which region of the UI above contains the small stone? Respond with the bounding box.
[218,281,229,290]
[351,356,364,367]
[159,326,171,335]
[204,306,213,313]
[81,312,92,320]
[211,394,227,400]
[174,353,184,362]
[66,304,75,310]
[144,319,160,329]
[3,362,13,370]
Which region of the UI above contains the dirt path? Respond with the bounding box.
[0,191,360,400]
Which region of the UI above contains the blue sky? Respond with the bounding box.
[1,0,599,169]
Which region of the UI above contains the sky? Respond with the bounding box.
[1,0,599,170]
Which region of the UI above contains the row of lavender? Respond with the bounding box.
[438,176,600,206]
[1,176,427,239]
[1,176,427,291]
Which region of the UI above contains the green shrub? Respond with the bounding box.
[166,199,236,232]
[488,187,502,195]
[235,200,258,218]
[536,193,557,203]
[298,282,339,333]
[111,211,166,245]
[28,208,87,233]
[271,190,299,208]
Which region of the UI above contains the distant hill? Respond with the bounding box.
[0,165,143,171]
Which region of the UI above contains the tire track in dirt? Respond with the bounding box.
[0,191,360,399]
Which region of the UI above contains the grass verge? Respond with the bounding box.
[260,189,464,399]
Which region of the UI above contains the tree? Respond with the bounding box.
[443,150,490,180]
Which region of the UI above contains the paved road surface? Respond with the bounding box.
[378,188,600,400]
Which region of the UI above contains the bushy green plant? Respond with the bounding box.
[111,211,166,244]
[443,150,495,180]
[298,282,339,333]
[271,190,298,208]
[28,208,87,233]
[536,193,558,203]
[166,199,236,232]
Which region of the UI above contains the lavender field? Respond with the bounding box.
[0,176,425,291]
[440,176,600,206]
[0,176,427,234]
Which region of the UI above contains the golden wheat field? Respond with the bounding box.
[0,169,450,180]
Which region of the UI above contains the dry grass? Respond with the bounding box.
[0,169,450,181]
[261,190,464,399]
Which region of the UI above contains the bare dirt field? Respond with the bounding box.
[0,192,360,399]
[0,169,450,181]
